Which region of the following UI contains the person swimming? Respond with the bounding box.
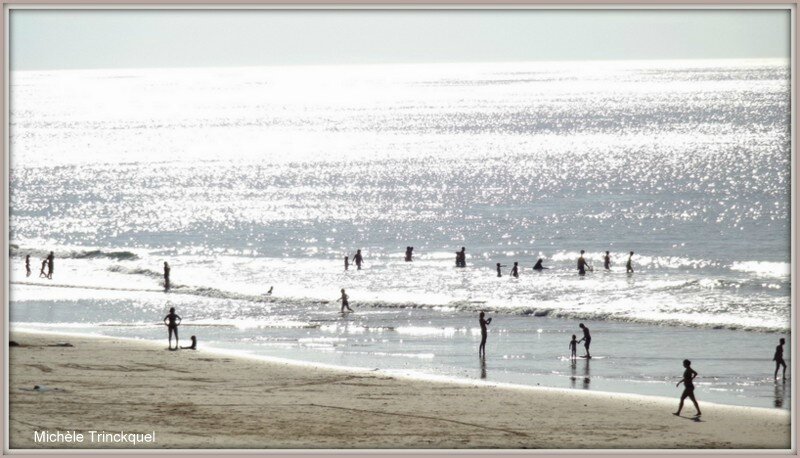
[604,251,611,270]
[496,262,507,277]
[510,262,519,278]
[478,311,492,358]
[533,258,548,271]
[577,250,589,276]
[674,359,701,417]
[577,323,591,358]
[774,338,787,381]
[25,255,31,277]
[163,261,171,291]
[353,250,364,270]
[405,246,414,262]
[338,288,353,313]
[163,307,182,350]
[180,335,197,350]
[626,251,634,273]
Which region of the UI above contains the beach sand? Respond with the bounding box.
[8,331,791,449]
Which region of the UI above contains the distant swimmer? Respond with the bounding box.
[163,261,171,291]
[604,251,611,270]
[510,262,519,278]
[478,311,492,358]
[626,251,634,273]
[577,250,589,276]
[266,286,273,296]
[533,258,548,271]
[405,246,414,262]
[338,288,353,313]
[46,251,54,279]
[673,359,701,417]
[577,323,591,359]
[344,256,349,271]
[496,263,507,277]
[774,338,787,381]
[353,249,364,270]
[163,307,182,350]
[25,255,31,277]
[455,247,466,268]
[180,335,197,350]
[38,258,47,278]
[569,334,578,360]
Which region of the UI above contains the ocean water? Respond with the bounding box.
[9,59,792,409]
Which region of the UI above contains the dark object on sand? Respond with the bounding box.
[48,342,74,347]
[9,340,19,347]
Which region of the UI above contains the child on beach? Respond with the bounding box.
[338,288,353,313]
[38,258,48,278]
[511,262,519,278]
[25,255,31,277]
[478,311,492,358]
[344,256,349,271]
[180,335,197,350]
[569,334,578,360]
[626,251,634,273]
[674,359,701,417]
[774,338,787,380]
[163,307,182,350]
[496,263,506,277]
[353,250,364,270]
[604,251,611,270]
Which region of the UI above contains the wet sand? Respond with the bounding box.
[8,331,791,449]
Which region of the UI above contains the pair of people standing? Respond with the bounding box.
[345,250,364,271]
[495,262,519,278]
[37,252,54,279]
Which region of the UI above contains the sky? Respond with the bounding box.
[10,9,791,70]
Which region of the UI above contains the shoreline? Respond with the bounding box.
[9,330,791,449]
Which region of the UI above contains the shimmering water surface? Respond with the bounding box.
[9,59,791,408]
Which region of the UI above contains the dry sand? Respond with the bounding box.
[8,331,791,450]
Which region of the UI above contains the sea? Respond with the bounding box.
[8,59,792,409]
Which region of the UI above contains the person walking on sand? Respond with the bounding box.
[496,262,507,277]
[604,251,611,270]
[577,323,591,358]
[344,256,349,271]
[577,250,590,276]
[510,262,519,278]
[163,307,182,350]
[163,262,171,291]
[38,258,48,278]
[405,246,414,262]
[626,251,634,273]
[774,338,787,381]
[25,255,31,277]
[569,334,578,360]
[478,311,492,358]
[674,359,701,417]
[533,258,548,271]
[46,251,54,279]
[338,288,353,313]
[353,249,364,270]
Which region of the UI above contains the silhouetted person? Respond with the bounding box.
[455,247,466,268]
[25,255,31,277]
[338,288,353,313]
[510,262,519,278]
[577,250,589,276]
[569,334,578,360]
[405,246,414,262]
[604,251,611,270]
[163,307,182,350]
[353,250,364,270]
[46,251,54,279]
[577,323,591,358]
[163,262,171,291]
[626,251,634,273]
[344,256,349,271]
[478,311,492,358]
[266,286,273,296]
[38,259,47,278]
[496,263,506,277]
[674,359,701,417]
[774,338,787,380]
[533,258,548,271]
[180,335,197,350]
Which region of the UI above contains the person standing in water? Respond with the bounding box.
[510,262,519,278]
[455,247,466,268]
[344,256,349,271]
[569,334,578,360]
[353,249,364,270]
[674,359,701,417]
[163,262,171,291]
[577,250,589,276]
[338,288,353,313]
[478,311,492,358]
[163,307,182,350]
[626,251,634,273]
[577,323,591,358]
[774,338,787,381]
[533,258,548,271]
[495,263,506,277]
[46,251,54,279]
[405,246,414,262]
[25,255,31,277]
[266,286,273,296]
[604,251,611,270]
